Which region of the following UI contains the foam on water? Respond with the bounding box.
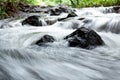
[0,6,120,80]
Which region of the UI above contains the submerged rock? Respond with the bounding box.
[35,35,55,46]
[64,27,104,49]
[45,19,57,25]
[22,15,42,26]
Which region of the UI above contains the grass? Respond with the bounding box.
[43,0,120,8]
[77,0,118,8]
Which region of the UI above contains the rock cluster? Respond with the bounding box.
[64,27,104,49]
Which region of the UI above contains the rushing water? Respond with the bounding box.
[0,6,120,80]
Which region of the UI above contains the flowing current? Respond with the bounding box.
[0,7,120,80]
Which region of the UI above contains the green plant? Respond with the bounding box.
[21,0,40,5]
[0,0,41,19]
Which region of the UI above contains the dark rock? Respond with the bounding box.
[78,18,85,20]
[18,2,31,12]
[50,8,62,16]
[82,19,92,23]
[58,12,77,21]
[28,7,50,13]
[113,6,120,13]
[22,15,42,26]
[64,27,104,49]
[49,5,74,16]
[67,11,77,17]
[35,35,55,46]
[59,6,69,13]
[58,17,68,21]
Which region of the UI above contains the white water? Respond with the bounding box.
[0,7,120,80]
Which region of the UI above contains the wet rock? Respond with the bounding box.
[78,18,85,20]
[67,11,77,17]
[45,20,57,25]
[18,2,32,12]
[64,27,104,49]
[58,12,77,21]
[113,6,120,13]
[35,35,55,46]
[50,5,74,16]
[50,8,62,16]
[22,15,42,26]
[28,6,50,13]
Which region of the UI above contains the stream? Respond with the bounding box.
[0,6,120,80]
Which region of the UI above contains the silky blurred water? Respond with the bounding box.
[0,6,120,80]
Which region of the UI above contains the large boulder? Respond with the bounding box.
[22,15,42,26]
[35,35,55,46]
[64,27,104,49]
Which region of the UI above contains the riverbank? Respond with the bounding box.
[0,0,120,20]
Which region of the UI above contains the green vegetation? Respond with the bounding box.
[0,0,41,19]
[21,0,41,5]
[77,0,120,8]
[0,0,120,19]
[42,0,71,6]
[43,0,120,8]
